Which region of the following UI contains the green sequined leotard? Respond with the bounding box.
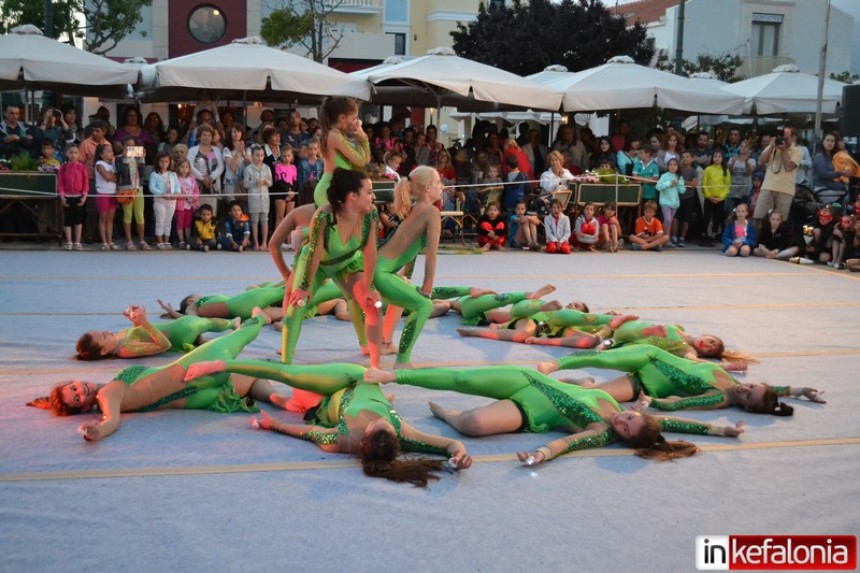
[110,316,266,414]
[610,321,692,356]
[555,345,735,410]
[395,365,716,456]
[211,360,448,455]
[313,138,370,207]
[374,232,431,364]
[281,207,379,364]
[195,286,286,320]
[118,316,234,354]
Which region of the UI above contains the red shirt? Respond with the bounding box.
[57,161,90,198]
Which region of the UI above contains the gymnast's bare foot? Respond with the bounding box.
[251,307,272,325]
[380,342,398,355]
[540,299,563,312]
[527,284,556,300]
[609,314,639,330]
[393,361,414,370]
[428,401,458,421]
[468,287,497,298]
[561,376,596,387]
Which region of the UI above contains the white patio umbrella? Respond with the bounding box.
[138,36,371,103]
[538,56,745,115]
[721,64,846,115]
[0,25,139,97]
[354,47,563,112]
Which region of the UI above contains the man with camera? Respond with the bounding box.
[753,126,801,228]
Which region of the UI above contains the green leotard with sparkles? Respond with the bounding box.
[196,287,285,320]
[313,144,366,207]
[119,316,234,354]
[374,234,431,364]
[456,291,532,326]
[610,321,691,356]
[212,360,448,455]
[395,365,715,454]
[505,303,612,337]
[281,207,379,364]
[555,345,735,410]
[111,316,266,414]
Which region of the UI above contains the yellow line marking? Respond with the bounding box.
[1,437,856,483]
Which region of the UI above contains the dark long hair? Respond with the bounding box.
[328,168,369,213]
[622,413,700,461]
[319,96,359,154]
[747,386,794,416]
[360,429,446,487]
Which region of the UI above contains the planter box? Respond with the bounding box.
[0,172,60,238]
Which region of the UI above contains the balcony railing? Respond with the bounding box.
[744,55,794,77]
[326,0,381,14]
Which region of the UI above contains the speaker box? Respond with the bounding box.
[841,85,860,135]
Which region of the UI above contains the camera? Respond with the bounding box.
[125,146,145,158]
[53,110,62,118]
[774,136,785,146]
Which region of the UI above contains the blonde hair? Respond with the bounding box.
[393,165,435,218]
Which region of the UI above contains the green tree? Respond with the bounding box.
[451,0,654,76]
[654,50,744,82]
[830,71,858,84]
[0,0,152,55]
[261,0,346,63]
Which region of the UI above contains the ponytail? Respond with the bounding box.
[393,177,413,219]
[747,387,794,417]
[360,428,446,487]
[621,413,700,462]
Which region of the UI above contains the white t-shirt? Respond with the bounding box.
[95,160,116,195]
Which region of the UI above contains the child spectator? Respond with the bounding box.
[221,200,250,252]
[477,202,506,251]
[722,202,756,257]
[480,164,504,210]
[727,140,756,212]
[243,144,273,251]
[544,199,571,254]
[37,139,62,172]
[628,200,670,251]
[573,201,600,251]
[57,144,88,251]
[296,139,324,193]
[748,173,763,218]
[509,201,540,251]
[378,199,400,243]
[273,145,297,229]
[383,152,402,181]
[192,203,219,252]
[148,151,180,250]
[656,157,682,246]
[754,208,800,261]
[701,149,731,247]
[174,158,200,249]
[296,180,316,209]
[159,125,181,156]
[94,143,118,250]
[116,136,148,250]
[598,201,622,253]
[502,154,530,214]
[674,151,698,248]
[632,147,659,203]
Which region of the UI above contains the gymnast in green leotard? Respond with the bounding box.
[433,283,577,326]
[363,365,744,465]
[30,311,292,442]
[457,302,637,348]
[374,166,442,367]
[268,97,372,283]
[182,359,473,487]
[166,285,287,323]
[537,345,824,416]
[282,169,382,367]
[75,304,237,360]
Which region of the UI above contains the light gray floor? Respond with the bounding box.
[0,246,857,573]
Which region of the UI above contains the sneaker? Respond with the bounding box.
[101,243,110,251]
[185,243,192,251]
[73,242,83,251]
[670,236,678,246]
[216,243,222,250]
[203,245,210,253]
[629,244,642,251]
[178,241,187,250]
[64,242,73,251]
[238,246,244,253]
[655,246,664,252]
[677,238,686,248]
[835,262,846,270]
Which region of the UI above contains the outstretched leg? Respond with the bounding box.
[429,399,523,436]
[375,271,432,366]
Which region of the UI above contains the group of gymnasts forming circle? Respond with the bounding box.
[29,97,827,487]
